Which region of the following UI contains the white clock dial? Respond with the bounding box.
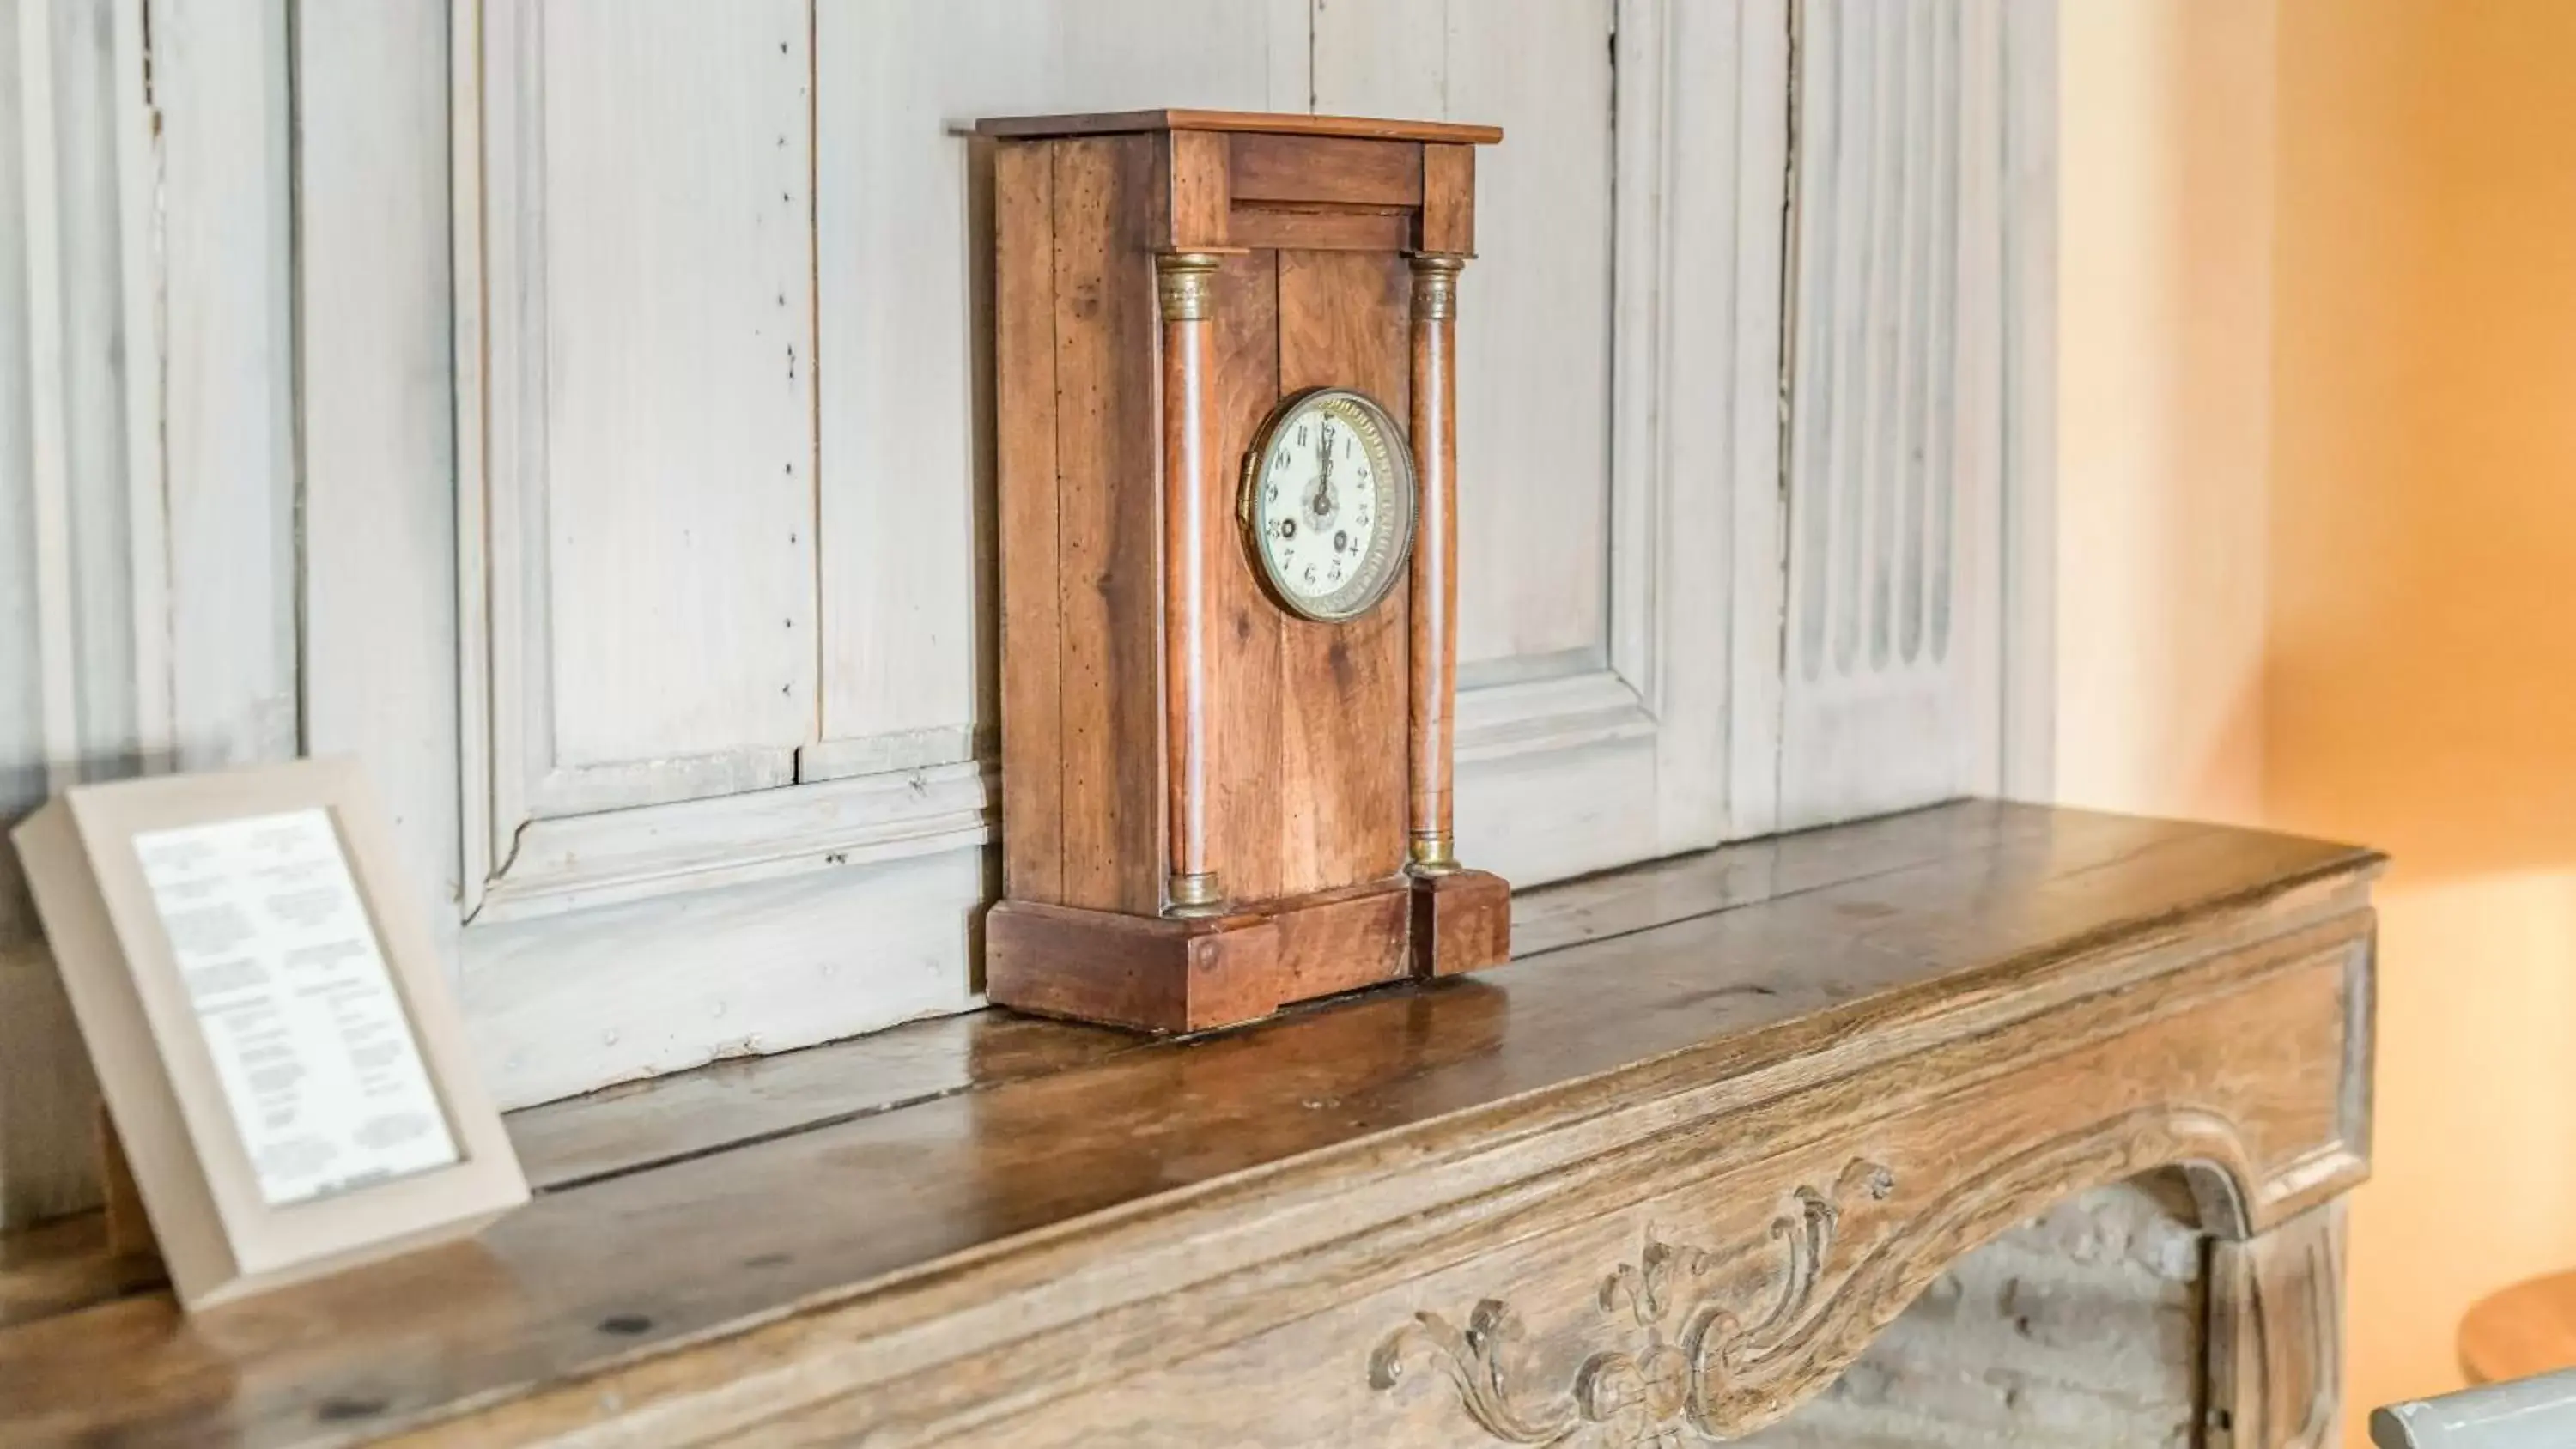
[1241,389,1415,622]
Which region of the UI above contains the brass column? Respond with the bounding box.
[1158,252,1225,915]
[1406,254,1466,875]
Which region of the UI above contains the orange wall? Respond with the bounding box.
[2272,0,2576,1428]
[2063,1,2576,1436]
[2058,0,2275,827]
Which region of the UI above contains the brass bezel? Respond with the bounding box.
[1236,387,1419,624]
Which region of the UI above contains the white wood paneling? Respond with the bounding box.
[477,0,817,845]
[335,0,2045,1116]
[810,0,1303,765]
[1314,0,1614,673]
[438,0,1311,1106]
[297,0,461,964]
[1443,0,1789,885]
[1777,0,2008,827]
[0,0,173,1226]
[157,0,298,773]
[463,845,992,1109]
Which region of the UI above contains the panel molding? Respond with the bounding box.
[477,761,993,925]
[0,0,258,1225]
[465,0,816,869]
[1453,0,1789,883]
[1775,0,2046,829]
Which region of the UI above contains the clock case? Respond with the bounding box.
[979,110,1509,1034]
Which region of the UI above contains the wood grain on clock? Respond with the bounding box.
[1207,252,1286,906]
[1228,134,1424,209]
[1156,130,1230,252]
[1276,249,1413,898]
[993,141,1063,904]
[1044,136,1163,917]
[987,112,1504,1029]
[978,109,1504,147]
[1419,144,1477,255]
[1225,204,1413,255]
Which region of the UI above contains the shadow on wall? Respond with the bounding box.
[2268,0,2576,1436]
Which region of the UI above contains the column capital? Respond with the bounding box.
[1156,251,1226,321]
[1409,253,1467,320]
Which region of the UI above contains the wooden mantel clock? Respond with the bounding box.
[978,109,1508,1034]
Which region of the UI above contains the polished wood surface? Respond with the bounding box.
[0,803,2379,1447]
[976,109,1504,146]
[2460,1270,2576,1386]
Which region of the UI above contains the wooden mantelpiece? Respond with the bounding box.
[0,803,2378,1447]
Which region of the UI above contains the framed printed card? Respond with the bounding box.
[10,757,526,1308]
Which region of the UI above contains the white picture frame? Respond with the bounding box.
[10,758,526,1308]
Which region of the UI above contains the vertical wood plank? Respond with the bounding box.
[1276,249,1409,895]
[155,0,298,772]
[528,0,815,776]
[0,0,170,1227]
[994,140,1063,905]
[1051,136,1163,916]
[1206,251,1283,906]
[296,0,460,956]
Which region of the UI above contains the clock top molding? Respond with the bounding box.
[974,109,1504,146]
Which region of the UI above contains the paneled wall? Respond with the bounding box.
[0,0,2054,1226]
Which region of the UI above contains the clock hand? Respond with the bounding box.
[1316,422,1340,518]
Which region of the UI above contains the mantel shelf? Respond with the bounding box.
[0,801,2381,1448]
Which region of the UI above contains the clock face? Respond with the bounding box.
[1241,388,1417,623]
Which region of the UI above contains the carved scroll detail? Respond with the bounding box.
[1373,1106,2262,1446]
[1369,1160,1893,1448]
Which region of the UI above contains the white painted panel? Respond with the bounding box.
[479,0,817,836]
[298,0,461,962]
[811,0,1303,758]
[1450,0,1788,884]
[1778,0,2007,827]
[537,0,816,771]
[462,844,991,1109]
[1314,0,1615,673]
[0,0,177,1226]
[157,0,299,772]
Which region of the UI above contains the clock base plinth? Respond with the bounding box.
[987,878,1424,1034]
[1409,868,1511,979]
